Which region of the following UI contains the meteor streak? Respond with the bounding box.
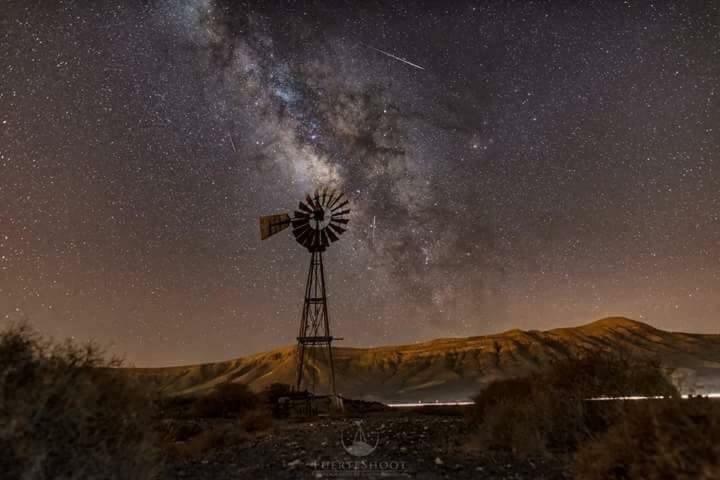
[368,46,425,70]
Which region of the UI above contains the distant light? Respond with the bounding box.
[387,393,720,408]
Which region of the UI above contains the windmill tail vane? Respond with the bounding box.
[259,187,351,397]
[259,213,291,240]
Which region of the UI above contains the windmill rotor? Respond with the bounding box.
[260,188,350,252]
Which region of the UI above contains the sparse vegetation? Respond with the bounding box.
[191,382,260,418]
[0,323,162,479]
[240,409,273,432]
[261,382,293,418]
[4,321,715,479]
[261,382,292,404]
[574,398,720,480]
[469,353,677,458]
[158,393,198,419]
[162,423,251,462]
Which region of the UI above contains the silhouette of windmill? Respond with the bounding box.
[259,188,350,395]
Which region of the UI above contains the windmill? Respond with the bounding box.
[259,187,350,396]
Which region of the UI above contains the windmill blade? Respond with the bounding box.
[306,194,318,210]
[311,229,322,248]
[313,190,322,209]
[325,227,339,243]
[293,227,311,240]
[332,200,349,212]
[292,217,310,229]
[259,213,291,240]
[321,187,328,205]
[326,189,338,208]
[329,223,346,235]
[292,220,311,233]
[298,201,313,213]
[328,192,344,210]
[331,217,349,225]
[332,209,351,217]
[320,229,329,248]
[295,226,313,245]
[293,210,310,220]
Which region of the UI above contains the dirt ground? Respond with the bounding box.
[166,410,568,480]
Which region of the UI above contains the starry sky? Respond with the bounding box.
[1,1,719,366]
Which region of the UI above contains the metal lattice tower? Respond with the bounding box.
[296,249,336,394]
[259,187,349,396]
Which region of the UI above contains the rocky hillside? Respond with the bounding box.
[129,317,720,402]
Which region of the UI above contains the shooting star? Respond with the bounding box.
[228,133,237,152]
[367,46,425,71]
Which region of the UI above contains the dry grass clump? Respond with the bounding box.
[261,382,294,418]
[158,394,197,419]
[241,409,273,432]
[574,398,720,480]
[469,354,676,458]
[161,410,272,462]
[0,323,161,479]
[162,424,251,462]
[159,384,273,462]
[191,382,260,418]
[261,382,292,404]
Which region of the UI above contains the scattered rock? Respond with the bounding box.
[165,413,568,479]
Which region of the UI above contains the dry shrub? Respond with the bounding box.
[260,383,293,418]
[241,409,272,432]
[261,382,292,404]
[469,354,676,458]
[0,323,161,479]
[574,398,720,480]
[164,424,250,462]
[470,376,582,457]
[191,382,259,418]
[158,394,197,419]
[546,354,676,400]
[155,419,204,442]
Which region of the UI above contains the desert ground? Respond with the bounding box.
[164,407,566,480]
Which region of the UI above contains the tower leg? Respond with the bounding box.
[318,250,337,397]
[295,343,306,392]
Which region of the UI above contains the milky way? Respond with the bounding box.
[1,1,719,365]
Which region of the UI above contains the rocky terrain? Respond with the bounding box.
[165,409,567,480]
[130,317,720,402]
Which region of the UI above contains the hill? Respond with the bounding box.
[128,317,720,402]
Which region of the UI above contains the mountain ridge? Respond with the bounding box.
[127,317,720,402]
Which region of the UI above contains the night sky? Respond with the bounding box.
[1,1,719,366]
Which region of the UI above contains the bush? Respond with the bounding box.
[163,424,249,462]
[262,382,292,404]
[469,353,676,458]
[155,419,204,443]
[574,398,720,480]
[158,394,197,419]
[470,376,577,456]
[260,382,293,418]
[0,323,161,479]
[191,382,259,418]
[241,409,273,433]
